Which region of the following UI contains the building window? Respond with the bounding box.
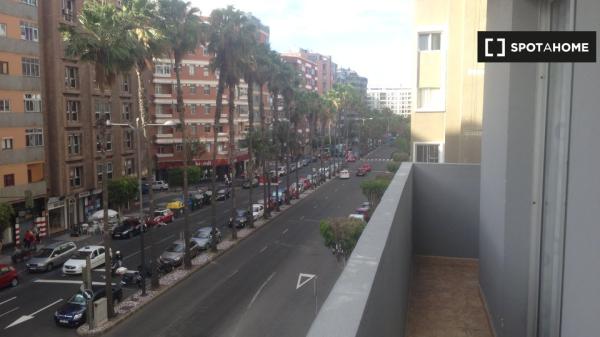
[96,163,113,183]
[203,66,209,76]
[0,61,8,74]
[24,93,41,112]
[62,0,75,22]
[215,125,224,133]
[65,66,79,89]
[95,99,111,121]
[124,130,134,150]
[121,75,130,93]
[3,174,15,187]
[66,100,79,121]
[2,138,13,150]
[203,85,210,95]
[121,102,131,121]
[155,63,171,76]
[20,21,38,41]
[0,24,6,37]
[418,32,441,51]
[25,128,43,147]
[69,166,82,187]
[96,133,112,152]
[0,99,9,112]
[21,0,37,5]
[175,144,183,152]
[202,47,209,56]
[188,64,195,76]
[124,159,134,176]
[67,133,81,155]
[190,104,197,114]
[415,144,440,163]
[204,124,211,133]
[22,57,40,77]
[417,87,442,110]
[189,84,197,94]
[203,104,210,114]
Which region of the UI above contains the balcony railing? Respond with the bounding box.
[308,162,485,337]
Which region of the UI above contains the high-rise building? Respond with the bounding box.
[335,68,368,98]
[149,19,270,180]
[0,0,46,244]
[367,87,412,116]
[411,0,486,163]
[281,51,318,93]
[40,0,141,233]
[298,49,336,95]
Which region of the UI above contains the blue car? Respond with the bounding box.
[54,285,123,327]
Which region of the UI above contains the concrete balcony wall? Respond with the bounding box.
[413,163,480,258]
[0,112,43,127]
[0,181,46,203]
[0,146,44,165]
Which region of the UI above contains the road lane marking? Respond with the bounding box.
[34,279,115,286]
[282,228,288,235]
[0,307,19,318]
[5,299,63,329]
[0,297,16,306]
[247,272,276,309]
[259,246,268,253]
[227,269,238,279]
[300,216,305,220]
[156,234,175,244]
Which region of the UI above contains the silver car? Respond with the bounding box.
[191,227,222,250]
[159,240,200,266]
[27,241,77,272]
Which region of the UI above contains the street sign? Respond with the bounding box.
[296,273,316,290]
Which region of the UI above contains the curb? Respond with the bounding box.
[76,174,335,336]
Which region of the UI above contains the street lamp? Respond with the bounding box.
[107,119,176,296]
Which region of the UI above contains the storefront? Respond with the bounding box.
[47,197,67,234]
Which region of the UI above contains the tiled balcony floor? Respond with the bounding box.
[406,256,493,337]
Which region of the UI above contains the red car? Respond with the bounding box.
[356,168,368,176]
[149,209,174,226]
[361,163,372,172]
[0,264,18,288]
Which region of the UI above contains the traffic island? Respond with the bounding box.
[76,176,333,336]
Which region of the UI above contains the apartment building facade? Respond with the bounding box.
[281,52,319,93]
[367,87,412,116]
[40,0,141,233]
[150,19,270,180]
[411,0,486,164]
[335,67,368,99]
[298,49,336,95]
[0,0,46,244]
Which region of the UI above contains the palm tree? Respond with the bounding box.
[267,51,284,211]
[254,43,273,217]
[278,63,299,204]
[155,0,204,269]
[60,0,137,319]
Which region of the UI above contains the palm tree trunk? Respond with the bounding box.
[98,116,114,319]
[228,85,237,240]
[175,54,192,270]
[211,74,225,251]
[247,80,254,227]
[272,90,280,212]
[258,85,268,218]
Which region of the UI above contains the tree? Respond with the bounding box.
[167,166,204,187]
[319,218,366,261]
[386,162,400,173]
[60,1,138,318]
[0,203,15,237]
[360,177,392,208]
[156,0,204,269]
[108,177,139,213]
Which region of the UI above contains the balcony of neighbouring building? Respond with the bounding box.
[308,162,492,337]
[0,146,44,165]
[0,181,46,204]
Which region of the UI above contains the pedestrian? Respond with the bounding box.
[24,230,33,249]
[33,226,40,244]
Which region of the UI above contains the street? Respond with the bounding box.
[0,145,394,337]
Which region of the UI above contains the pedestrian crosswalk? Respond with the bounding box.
[362,158,393,162]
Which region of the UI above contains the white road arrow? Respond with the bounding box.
[5,299,63,329]
[296,273,316,290]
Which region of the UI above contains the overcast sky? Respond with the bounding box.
[190,0,414,88]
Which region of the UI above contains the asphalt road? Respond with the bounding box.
[0,145,394,336]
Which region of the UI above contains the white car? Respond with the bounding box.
[348,213,365,221]
[152,180,169,191]
[62,245,107,275]
[252,203,265,220]
[339,169,350,179]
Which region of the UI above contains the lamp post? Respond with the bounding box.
[107,119,176,296]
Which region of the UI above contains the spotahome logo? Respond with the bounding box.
[478,31,596,62]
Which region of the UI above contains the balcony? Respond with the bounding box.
[308,162,489,337]
[0,146,44,165]
[0,181,46,203]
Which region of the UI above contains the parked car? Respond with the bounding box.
[54,285,123,327]
[141,183,150,194]
[151,180,169,191]
[231,208,250,228]
[356,168,368,176]
[355,204,371,221]
[252,203,265,220]
[166,200,185,213]
[0,264,18,288]
[242,177,259,189]
[277,166,286,176]
[151,209,174,225]
[26,241,77,272]
[300,176,312,190]
[159,240,200,267]
[112,218,145,239]
[62,246,107,275]
[216,186,231,201]
[339,169,350,179]
[361,163,372,172]
[191,227,222,250]
[348,213,365,221]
